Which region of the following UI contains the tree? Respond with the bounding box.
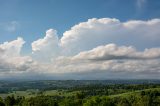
[5,95,16,106]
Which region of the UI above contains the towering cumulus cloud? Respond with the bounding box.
[32,29,59,61]
[0,18,160,79]
[60,18,160,55]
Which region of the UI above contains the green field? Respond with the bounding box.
[0,89,80,99]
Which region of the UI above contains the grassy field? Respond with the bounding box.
[0,89,80,99]
[1,87,160,99]
[0,90,37,98]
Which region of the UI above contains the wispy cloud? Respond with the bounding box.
[136,0,147,10]
[4,21,20,32]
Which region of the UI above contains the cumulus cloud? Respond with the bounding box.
[30,18,160,79]
[31,18,160,57]
[0,37,35,73]
[30,41,160,79]
[60,18,160,55]
[31,29,60,61]
[0,37,25,58]
[73,44,160,60]
[51,44,160,76]
[1,18,160,79]
[1,43,160,79]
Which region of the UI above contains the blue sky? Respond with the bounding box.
[0,0,160,80]
[0,0,160,53]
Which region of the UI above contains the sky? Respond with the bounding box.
[0,0,160,80]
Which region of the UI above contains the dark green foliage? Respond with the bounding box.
[84,89,160,106]
[22,96,59,106]
[75,92,85,99]
[4,95,24,106]
[0,97,5,106]
[4,95,16,106]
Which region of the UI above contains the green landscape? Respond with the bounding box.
[0,80,160,106]
[1,0,160,106]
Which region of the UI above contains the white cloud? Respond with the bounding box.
[31,29,60,61]
[1,18,160,79]
[1,43,160,79]
[30,18,160,58]
[0,37,25,58]
[41,43,160,79]
[60,18,160,55]
[0,37,35,73]
[73,44,160,60]
[29,18,160,79]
